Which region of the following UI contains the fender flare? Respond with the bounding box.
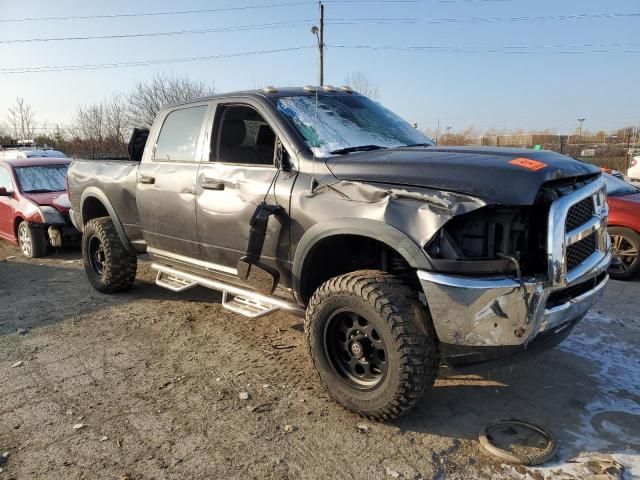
[292,218,431,303]
[80,187,135,254]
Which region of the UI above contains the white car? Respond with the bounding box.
[628,155,640,181]
[0,148,67,160]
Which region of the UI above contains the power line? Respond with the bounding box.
[326,12,640,25]
[0,46,316,74]
[0,20,315,44]
[2,11,636,45]
[0,0,506,23]
[330,43,640,54]
[3,39,638,76]
[0,2,312,23]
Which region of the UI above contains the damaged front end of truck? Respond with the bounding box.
[307,154,611,371]
[419,175,610,368]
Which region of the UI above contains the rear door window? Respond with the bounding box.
[154,106,207,162]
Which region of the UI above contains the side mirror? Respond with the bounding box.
[0,187,11,197]
[274,138,292,172]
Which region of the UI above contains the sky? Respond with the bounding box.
[0,0,638,135]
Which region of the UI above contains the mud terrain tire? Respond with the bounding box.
[82,217,137,293]
[305,270,439,421]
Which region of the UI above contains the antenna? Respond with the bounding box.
[311,88,319,192]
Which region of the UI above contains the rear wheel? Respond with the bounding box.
[17,221,47,258]
[305,270,439,421]
[82,217,137,293]
[608,227,640,280]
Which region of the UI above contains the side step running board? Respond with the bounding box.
[222,292,278,318]
[156,271,198,292]
[151,263,305,318]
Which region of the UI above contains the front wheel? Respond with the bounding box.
[608,227,640,280]
[18,221,47,258]
[305,270,439,421]
[82,217,137,293]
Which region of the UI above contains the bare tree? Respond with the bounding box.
[103,94,129,145]
[344,72,379,99]
[73,103,105,158]
[6,97,37,140]
[127,72,215,128]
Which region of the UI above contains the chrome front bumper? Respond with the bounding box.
[418,263,609,347]
[418,175,611,348]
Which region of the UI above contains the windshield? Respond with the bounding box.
[15,164,68,193]
[276,94,432,157]
[604,173,639,196]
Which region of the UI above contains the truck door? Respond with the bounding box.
[195,102,295,284]
[136,103,209,258]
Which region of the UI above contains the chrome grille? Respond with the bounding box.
[567,232,596,269]
[546,176,609,286]
[566,197,595,232]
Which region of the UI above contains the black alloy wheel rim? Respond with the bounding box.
[88,235,106,276]
[324,309,389,389]
[610,234,639,273]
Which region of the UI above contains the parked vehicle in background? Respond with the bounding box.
[68,87,611,420]
[627,154,640,181]
[0,146,67,160]
[600,167,625,180]
[604,173,640,280]
[0,157,79,257]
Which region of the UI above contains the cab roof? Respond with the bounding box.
[164,86,359,109]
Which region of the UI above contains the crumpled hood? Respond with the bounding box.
[325,146,599,205]
[23,191,70,213]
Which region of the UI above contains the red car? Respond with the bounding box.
[604,173,640,280]
[0,157,79,257]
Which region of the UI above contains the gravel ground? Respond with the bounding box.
[0,243,638,480]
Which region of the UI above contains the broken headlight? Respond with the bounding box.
[425,205,546,275]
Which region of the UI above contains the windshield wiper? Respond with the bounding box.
[403,143,432,147]
[24,189,59,193]
[330,145,387,155]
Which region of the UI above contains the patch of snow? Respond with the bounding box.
[539,311,640,478]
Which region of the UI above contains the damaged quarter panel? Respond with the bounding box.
[68,159,142,248]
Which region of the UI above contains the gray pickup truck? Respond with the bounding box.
[68,86,611,420]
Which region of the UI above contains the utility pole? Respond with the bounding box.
[577,118,586,140]
[311,2,325,86]
[319,2,324,86]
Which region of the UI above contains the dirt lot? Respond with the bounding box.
[0,243,638,480]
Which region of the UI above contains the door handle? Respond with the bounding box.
[139,175,155,184]
[201,178,225,190]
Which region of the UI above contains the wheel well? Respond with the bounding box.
[13,217,24,239]
[299,234,417,304]
[82,196,109,225]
